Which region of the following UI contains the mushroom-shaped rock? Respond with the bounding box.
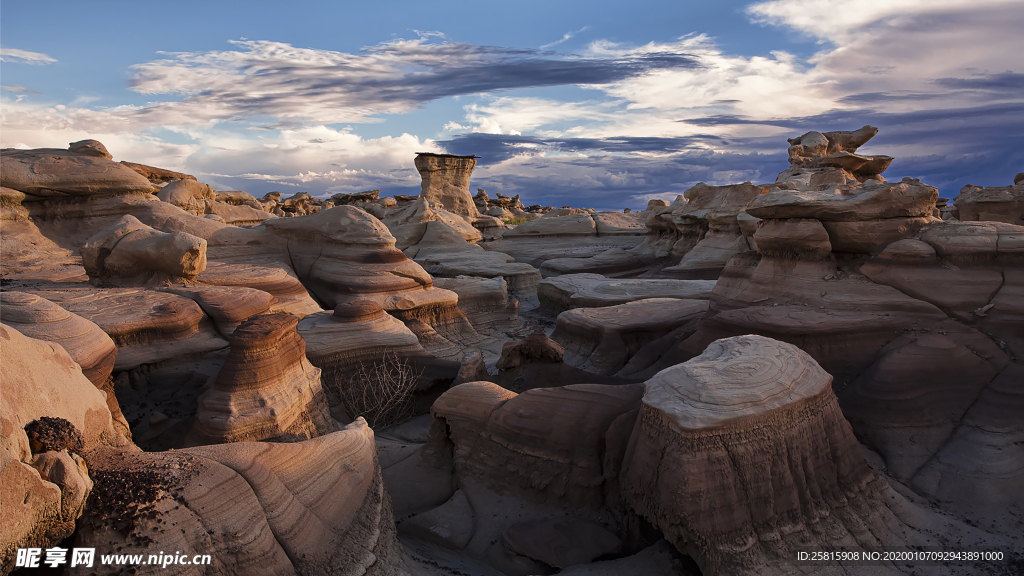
[0,292,130,437]
[76,419,407,575]
[0,325,129,572]
[80,215,207,285]
[159,285,274,337]
[188,314,336,445]
[0,145,156,197]
[551,298,708,376]
[621,335,875,575]
[68,139,112,159]
[414,153,480,218]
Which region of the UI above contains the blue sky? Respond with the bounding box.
[2,0,1022,210]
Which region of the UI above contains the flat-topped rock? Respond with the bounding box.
[188,314,335,445]
[644,335,831,430]
[415,153,480,218]
[1,145,156,197]
[746,178,938,221]
[954,181,1024,225]
[538,273,715,314]
[195,259,322,317]
[622,335,877,574]
[30,287,228,371]
[552,298,708,376]
[501,213,596,238]
[120,160,196,183]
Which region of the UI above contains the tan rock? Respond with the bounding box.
[0,325,129,573]
[156,178,216,213]
[0,186,28,221]
[68,139,112,159]
[30,287,228,371]
[159,285,274,336]
[746,178,938,221]
[501,212,596,238]
[1,146,156,197]
[414,153,480,218]
[80,215,207,285]
[752,217,832,260]
[0,292,129,437]
[77,419,406,575]
[953,181,1024,225]
[822,216,934,254]
[119,161,196,183]
[188,314,335,445]
[592,211,646,235]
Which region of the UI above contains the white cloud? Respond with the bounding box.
[541,26,591,50]
[0,48,57,64]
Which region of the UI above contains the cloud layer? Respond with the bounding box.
[1,0,1021,210]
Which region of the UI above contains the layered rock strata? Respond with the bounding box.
[0,292,130,436]
[77,419,406,576]
[538,273,715,314]
[80,215,207,286]
[620,335,877,575]
[551,298,708,376]
[953,178,1024,225]
[0,325,129,573]
[415,153,481,218]
[188,314,335,445]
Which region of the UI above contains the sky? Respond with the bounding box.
[2,0,1022,210]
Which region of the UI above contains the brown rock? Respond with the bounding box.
[68,139,112,159]
[119,161,196,183]
[621,335,876,575]
[752,217,832,260]
[188,314,335,445]
[414,153,480,218]
[551,298,708,376]
[953,181,1024,225]
[80,215,207,285]
[496,331,564,370]
[1,146,156,197]
[77,419,406,575]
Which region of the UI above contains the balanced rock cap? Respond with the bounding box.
[643,334,832,431]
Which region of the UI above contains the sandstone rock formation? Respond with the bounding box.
[0,292,130,437]
[0,325,129,573]
[1,146,156,197]
[415,153,481,218]
[953,177,1024,225]
[621,336,882,574]
[551,298,708,376]
[80,215,207,286]
[538,273,715,314]
[77,419,407,575]
[188,314,335,445]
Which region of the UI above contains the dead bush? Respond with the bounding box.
[338,352,423,428]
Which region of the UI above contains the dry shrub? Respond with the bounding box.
[338,352,423,428]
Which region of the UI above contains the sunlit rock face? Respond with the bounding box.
[0,292,130,438]
[76,419,407,576]
[188,313,336,446]
[414,153,481,218]
[1,325,130,573]
[80,215,207,286]
[0,146,156,197]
